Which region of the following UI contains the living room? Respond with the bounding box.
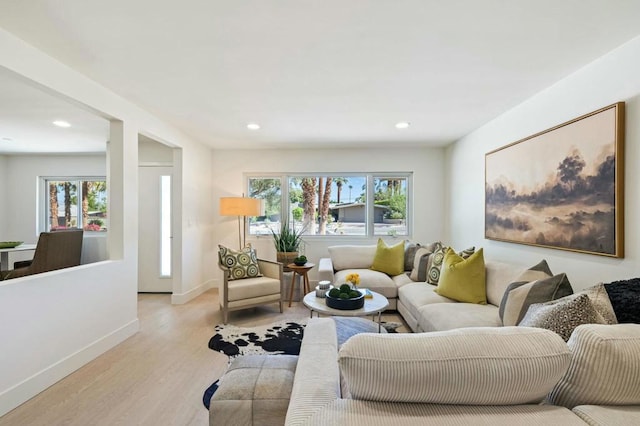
[1,2,640,424]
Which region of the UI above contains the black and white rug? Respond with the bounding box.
[203,317,401,409]
[207,319,307,358]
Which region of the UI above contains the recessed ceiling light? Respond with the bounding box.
[247,123,260,130]
[395,122,410,129]
[53,120,71,128]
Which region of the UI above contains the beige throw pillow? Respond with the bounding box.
[409,247,433,281]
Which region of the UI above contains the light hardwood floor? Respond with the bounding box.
[0,290,407,426]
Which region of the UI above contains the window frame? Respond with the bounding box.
[40,176,108,234]
[245,172,412,238]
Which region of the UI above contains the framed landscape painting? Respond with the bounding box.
[485,102,625,258]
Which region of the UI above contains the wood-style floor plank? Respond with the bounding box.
[0,289,407,426]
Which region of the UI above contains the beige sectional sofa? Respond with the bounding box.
[285,318,640,425]
[319,244,524,331]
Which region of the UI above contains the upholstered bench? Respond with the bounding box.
[209,317,384,426]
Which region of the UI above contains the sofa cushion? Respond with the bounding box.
[409,246,433,282]
[572,405,640,426]
[329,245,377,271]
[307,400,586,426]
[370,239,404,276]
[418,302,501,331]
[338,326,570,405]
[218,245,262,280]
[398,282,455,323]
[547,323,640,408]
[486,261,545,307]
[435,248,486,304]
[519,293,607,341]
[500,273,573,326]
[334,269,397,299]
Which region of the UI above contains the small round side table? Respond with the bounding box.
[286,263,315,307]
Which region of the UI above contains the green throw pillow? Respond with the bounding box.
[371,238,405,276]
[434,248,486,304]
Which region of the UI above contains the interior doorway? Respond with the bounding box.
[138,135,180,293]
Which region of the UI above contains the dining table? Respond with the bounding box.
[0,244,37,271]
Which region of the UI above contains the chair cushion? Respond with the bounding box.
[338,326,570,405]
[227,276,280,302]
[219,245,262,280]
[547,323,640,408]
[370,239,404,276]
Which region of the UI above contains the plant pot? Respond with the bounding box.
[325,291,365,310]
[277,251,298,270]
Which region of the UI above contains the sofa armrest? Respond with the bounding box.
[318,257,335,283]
[257,258,283,280]
[285,318,340,426]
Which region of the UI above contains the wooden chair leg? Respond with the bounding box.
[288,272,297,307]
[279,300,283,313]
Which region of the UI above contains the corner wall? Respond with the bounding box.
[0,27,214,415]
[446,35,640,291]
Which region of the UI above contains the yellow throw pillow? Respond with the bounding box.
[435,248,486,304]
[370,238,405,276]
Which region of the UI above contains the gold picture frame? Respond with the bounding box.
[485,102,625,258]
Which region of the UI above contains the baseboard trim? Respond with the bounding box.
[0,318,139,417]
[171,279,217,304]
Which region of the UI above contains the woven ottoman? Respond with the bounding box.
[209,354,298,426]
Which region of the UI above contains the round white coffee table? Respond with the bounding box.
[302,290,389,332]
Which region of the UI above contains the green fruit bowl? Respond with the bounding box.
[325,290,364,310]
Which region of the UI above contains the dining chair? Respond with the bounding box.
[0,229,84,280]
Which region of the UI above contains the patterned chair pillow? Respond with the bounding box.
[218,245,262,280]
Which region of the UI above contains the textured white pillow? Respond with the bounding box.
[338,326,570,405]
[547,323,640,408]
[328,245,377,271]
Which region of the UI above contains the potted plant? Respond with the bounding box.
[271,220,305,266]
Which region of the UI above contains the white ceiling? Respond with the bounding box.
[1,1,640,153]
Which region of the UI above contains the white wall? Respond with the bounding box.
[0,155,6,232]
[0,27,214,415]
[211,147,445,286]
[446,35,640,291]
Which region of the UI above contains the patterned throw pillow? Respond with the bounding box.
[426,244,475,285]
[218,245,262,280]
[603,278,640,324]
[409,247,433,282]
[498,260,554,324]
[500,273,574,326]
[578,283,618,325]
[519,294,606,341]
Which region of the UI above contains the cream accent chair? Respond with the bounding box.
[219,258,284,323]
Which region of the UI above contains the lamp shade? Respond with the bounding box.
[219,197,262,216]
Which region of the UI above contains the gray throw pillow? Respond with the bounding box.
[500,272,573,326]
[404,242,421,272]
[409,247,433,282]
[519,294,606,341]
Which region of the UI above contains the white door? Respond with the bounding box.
[138,166,173,292]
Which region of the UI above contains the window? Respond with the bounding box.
[43,178,108,232]
[247,173,411,237]
[248,177,282,235]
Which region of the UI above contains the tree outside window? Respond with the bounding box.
[46,178,107,232]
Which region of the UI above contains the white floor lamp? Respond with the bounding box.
[220,197,262,249]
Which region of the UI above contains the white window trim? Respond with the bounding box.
[245,172,412,238]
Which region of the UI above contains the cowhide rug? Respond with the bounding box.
[207,319,308,358]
